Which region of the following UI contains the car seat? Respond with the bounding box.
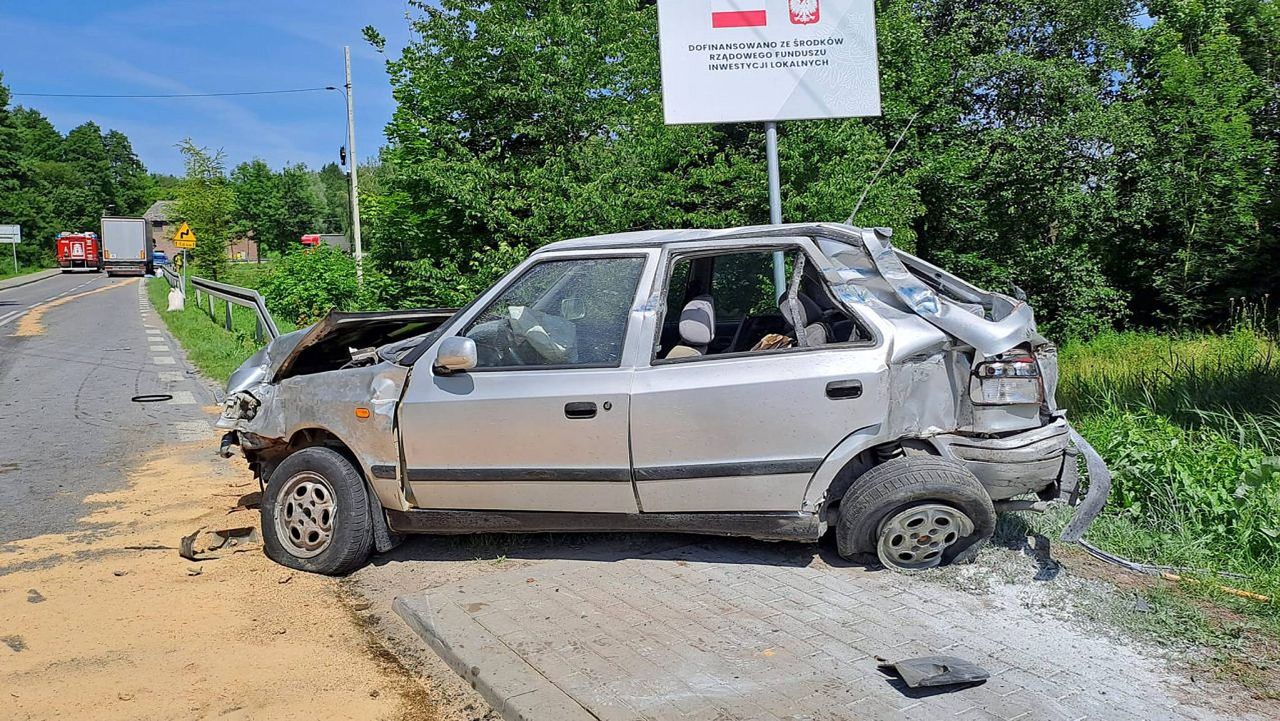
[779,292,831,346]
[665,295,715,358]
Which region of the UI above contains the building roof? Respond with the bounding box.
[143,200,175,222]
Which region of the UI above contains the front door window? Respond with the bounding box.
[463,256,646,368]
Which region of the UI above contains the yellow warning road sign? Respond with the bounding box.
[173,222,197,249]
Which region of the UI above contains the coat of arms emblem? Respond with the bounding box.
[788,0,820,25]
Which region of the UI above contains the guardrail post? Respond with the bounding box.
[255,317,264,344]
[208,293,214,318]
[224,299,233,331]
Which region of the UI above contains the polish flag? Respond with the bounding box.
[711,7,768,28]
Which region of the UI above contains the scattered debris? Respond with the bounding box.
[187,566,203,577]
[877,655,990,689]
[277,574,293,585]
[2,635,28,652]
[179,525,259,561]
[117,692,134,702]
[179,527,204,561]
[26,589,45,604]
[350,601,373,612]
[113,570,128,577]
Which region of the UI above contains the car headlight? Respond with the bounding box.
[221,391,260,421]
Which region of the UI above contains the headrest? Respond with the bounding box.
[679,295,715,346]
[779,292,822,328]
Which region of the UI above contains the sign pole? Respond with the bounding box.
[11,241,17,275]
[765,121,785,297]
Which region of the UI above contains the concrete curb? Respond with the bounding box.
[393,594,597,721]
[0,269,60,292]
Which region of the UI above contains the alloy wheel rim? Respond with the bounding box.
[876,503,974,570]
[274,471,337,559]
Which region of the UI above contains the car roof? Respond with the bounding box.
[533,222,866,254]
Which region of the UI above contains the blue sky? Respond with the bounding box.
[0,1,420,175]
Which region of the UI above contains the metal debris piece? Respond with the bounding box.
[878,655,990,689]
[178,527,204,561]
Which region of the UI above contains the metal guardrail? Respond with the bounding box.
[160,264,181,289]
[189,275,281,342]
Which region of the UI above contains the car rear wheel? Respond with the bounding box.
[261,446,374,575]
[835,456,995,570]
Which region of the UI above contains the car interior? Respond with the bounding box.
[656,247,869,360]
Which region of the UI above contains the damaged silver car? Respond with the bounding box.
[218,224,1111,575]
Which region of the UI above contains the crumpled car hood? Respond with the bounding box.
[226,308,456,395]
[226,328,308,395]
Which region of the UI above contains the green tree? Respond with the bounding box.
[103,129,149,215]
[230,158,283,256]
[275,163,320,253]
[372,0,765,275]
[316,162,349,235]
[174,139,234,279]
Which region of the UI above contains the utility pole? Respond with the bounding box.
[344,46,364,284]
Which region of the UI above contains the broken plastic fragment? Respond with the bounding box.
[879,655,990,689]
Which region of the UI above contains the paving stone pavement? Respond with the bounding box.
[396,540,1261,721]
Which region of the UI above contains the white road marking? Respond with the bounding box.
[0,310,18,326]
[167,390,197,405]
[158,372,184,383]
[153,356,176,365]
[174,421,211,442]
[149,345,168,352]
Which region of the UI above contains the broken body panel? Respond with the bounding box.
[219,223,1110,546]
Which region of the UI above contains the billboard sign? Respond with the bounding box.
[657,0,881,124]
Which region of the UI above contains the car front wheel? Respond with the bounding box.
[261,446,374,575]
[835,456,996,570]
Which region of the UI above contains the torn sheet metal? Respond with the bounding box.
[858,228,1041,357]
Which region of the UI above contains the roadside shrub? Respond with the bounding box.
[1076,408,1280,565]
[259,246,387,326]
[1060,328,1280,602]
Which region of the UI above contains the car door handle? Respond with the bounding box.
[825,380,863,400]
[564,402,598,419]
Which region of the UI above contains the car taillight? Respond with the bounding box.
[972,354,1042,404]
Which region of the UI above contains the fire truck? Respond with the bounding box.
[55,232,103,273]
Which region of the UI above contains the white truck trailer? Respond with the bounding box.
[101,216,152,277]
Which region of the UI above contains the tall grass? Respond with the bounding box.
[147,277,296,382]
[1059,317,1280,611]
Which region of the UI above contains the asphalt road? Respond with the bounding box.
[0,272,217,544]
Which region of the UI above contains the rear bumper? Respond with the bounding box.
[932,415,1112,542]
[934,417,1071,501]
[104,261,148,277]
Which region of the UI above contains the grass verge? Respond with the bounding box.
[147,276,296,383]
[0,263,54,283]
[1052,326,1280,695]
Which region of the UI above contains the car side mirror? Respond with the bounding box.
[434,336,478,374]
[560,297,586,321]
